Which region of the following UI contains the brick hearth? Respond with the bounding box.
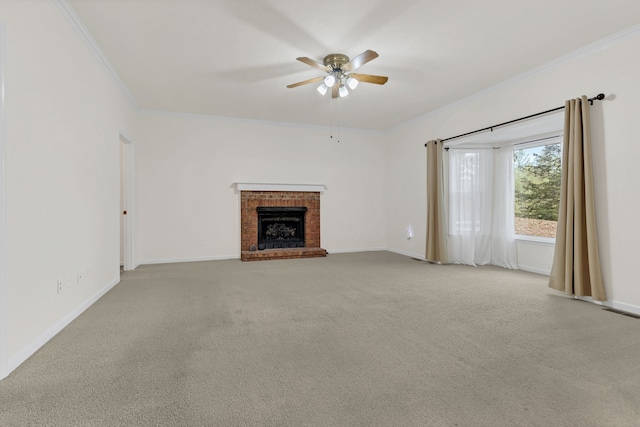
[240,190,327,261]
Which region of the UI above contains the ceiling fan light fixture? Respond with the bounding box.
[317,83,328,96]
[287,50,388,98]
[324,74,336,88]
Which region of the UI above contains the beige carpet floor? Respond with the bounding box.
[1,251,639,426]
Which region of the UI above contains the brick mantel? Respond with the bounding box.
[240,189,326,261]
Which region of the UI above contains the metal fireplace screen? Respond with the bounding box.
[256,206,306,250]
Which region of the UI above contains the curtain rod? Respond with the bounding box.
[424,93,605,147]
[444,134,562,151]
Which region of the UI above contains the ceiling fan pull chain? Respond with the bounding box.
[330,96,334,140]
[336,97,340,143]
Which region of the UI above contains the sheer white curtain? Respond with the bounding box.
[491,146,518,269]
[448,149,493,266]
[447,147,518,268]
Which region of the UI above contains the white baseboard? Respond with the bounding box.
[140,250,393,264]
[602,300,640,316]
[326,247,387,255]
[384,247,426,261]
[557,292,640,317]
[517,265,551,276]
[7,276,120,375]
[138,254,240,266]
[387,249,554,273]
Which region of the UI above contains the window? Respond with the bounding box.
[513,140,562,238]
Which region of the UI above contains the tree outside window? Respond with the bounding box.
[513,143,561,238]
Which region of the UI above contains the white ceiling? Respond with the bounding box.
[67,0,640,131]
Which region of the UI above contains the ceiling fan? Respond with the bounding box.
[287,50,388,98]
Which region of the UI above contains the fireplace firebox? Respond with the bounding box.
[257,207,306,250]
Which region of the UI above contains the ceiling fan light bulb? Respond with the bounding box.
[324,75,336,88]
[347,77,359,90]
[317,84,328,96]
[339,85,349,97]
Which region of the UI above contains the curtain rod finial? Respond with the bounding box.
[589,93,606,105]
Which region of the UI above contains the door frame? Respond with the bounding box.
[119,133,134,271]
[0,22,8,380]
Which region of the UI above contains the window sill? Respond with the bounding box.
[515,234,555,245]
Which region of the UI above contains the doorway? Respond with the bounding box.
[119,134,133,272]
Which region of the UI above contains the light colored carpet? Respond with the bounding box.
[1,251,639,426]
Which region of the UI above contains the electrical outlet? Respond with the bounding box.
[57,279,63,294]
[67,273,73,288]
[77,270,84,285]
[199,237,205,246]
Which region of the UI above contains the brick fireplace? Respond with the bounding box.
[240,188,327,261]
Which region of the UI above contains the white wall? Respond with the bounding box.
[515,240,555,275]
[135,114,387,263]
[0,0,137,375]
[385,28,640,313]
[0,21,7,381]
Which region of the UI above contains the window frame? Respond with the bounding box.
[512,135,562,243]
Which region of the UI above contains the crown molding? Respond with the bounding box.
[390,23,640,132]
[48,0,640,133]
[51,0,375,133]
[52,0,139,110]
[139,108,383,134]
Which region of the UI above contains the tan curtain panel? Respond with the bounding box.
[426,139,447,263]
[549,96,606,301]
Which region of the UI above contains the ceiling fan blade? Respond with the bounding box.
[286,76,324,88]
[332,85,339,99]
[344,50,379,71]
[351,73,389,85]
[296,57,330,72]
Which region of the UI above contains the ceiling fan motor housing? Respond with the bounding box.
[323,53,349,70]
